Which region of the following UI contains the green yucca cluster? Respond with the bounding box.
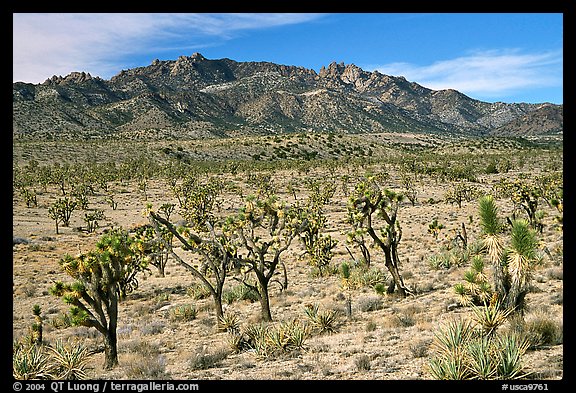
[222,283,259,305]
[303,303,339,334]
[226,319,311,359]
[13,339,91,380]
[428,310,530,380]
[340,261,388,293]
[454,255,492,306]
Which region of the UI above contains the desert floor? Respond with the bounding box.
[12,137,563,382]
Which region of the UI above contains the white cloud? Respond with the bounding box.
[13,13,325,83]
[369,49,563,99]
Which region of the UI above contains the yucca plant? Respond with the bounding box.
[495,332,531,379]
[303,303,339,334]
[479,195,506,297]
[218,312,240,333]
[428,319,475,380]
[466,335,498,379]
[48,340,91,380]
[428,316,530,380]
[471,298,515,337]
[428,352,470,380]
[31,305,43,346]
[504,219,539,312]
[13,344,52,380]
[475,196,540,316]
[428,218,445,241]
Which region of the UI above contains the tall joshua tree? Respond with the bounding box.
[225,194,304,321]
[147,210,234,324]
[50,228,149,369]
[347,175,411,296]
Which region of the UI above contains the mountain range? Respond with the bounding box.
[12,52,563,140]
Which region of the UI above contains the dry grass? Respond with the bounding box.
[12,136,563,380]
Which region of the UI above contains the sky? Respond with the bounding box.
[13,13,563,104]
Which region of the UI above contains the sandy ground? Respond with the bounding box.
[13,156,563,381]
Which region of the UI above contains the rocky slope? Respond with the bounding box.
[12,53,563,140]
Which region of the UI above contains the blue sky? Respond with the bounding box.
[13,13,563,104]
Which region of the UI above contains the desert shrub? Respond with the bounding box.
[355,354,372,371]
[188,346,229,370]
[124,355,169,379]
[508,311,563,349]
[186,282,212,300]
[169,305,197,322]
[138,320,165,336]
[357,295,384,312]
[409,339,431,358]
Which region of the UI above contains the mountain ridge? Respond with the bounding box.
[12,53,563,140]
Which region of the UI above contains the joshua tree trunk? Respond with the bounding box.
[258,282,273,322]
[383,244,408,296]
[103,329,118,370]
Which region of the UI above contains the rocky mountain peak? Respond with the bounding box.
[191,52,206,61]
[43,71,95,86]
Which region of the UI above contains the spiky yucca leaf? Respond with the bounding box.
[432,319,475,355]
[218,313,240,333]
[466,336,498,380]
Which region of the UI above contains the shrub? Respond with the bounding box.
[188,346,229,370]
[169,305,197,322]
[355,354,371,371]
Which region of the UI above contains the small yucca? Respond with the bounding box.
[48,340,91,380]
[471,300,515,337]
[13,344,52,380]
[218,312,240,333]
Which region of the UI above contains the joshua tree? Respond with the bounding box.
[477,195,540,315]
[147,209,234,323]
[347,175,411,296]
[48,197,77,234]
[297,179,338,275]
[50,228,149,369]
[225,194,304,321]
